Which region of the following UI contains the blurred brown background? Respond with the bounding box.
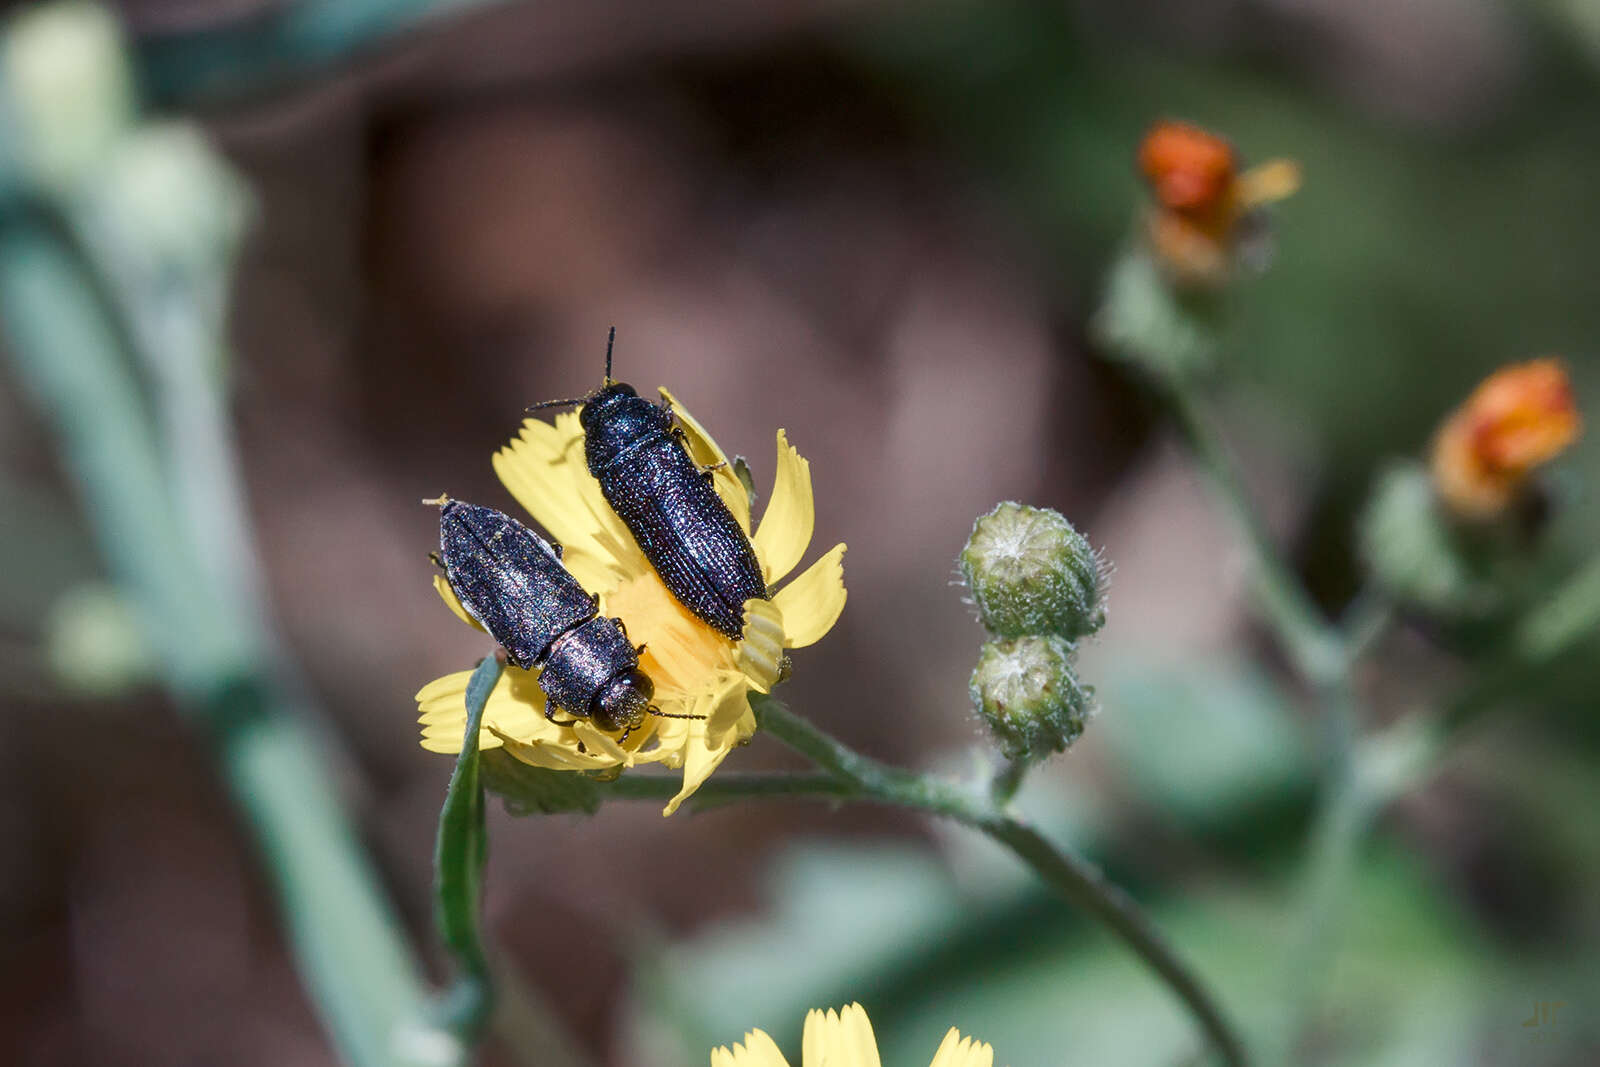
[3,1,1598,1064]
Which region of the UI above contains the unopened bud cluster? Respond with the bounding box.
[960,503,1107,760]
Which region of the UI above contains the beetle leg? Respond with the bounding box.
[543,707,583,728]
[427,551,444,570]
[635,642,648,656]
[589,592,601,610]
[613,617,628,637]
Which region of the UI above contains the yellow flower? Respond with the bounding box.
[712,1003,996,1067]
[416,388,846,815]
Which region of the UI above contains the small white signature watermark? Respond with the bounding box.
[1522,1000,1565,1045]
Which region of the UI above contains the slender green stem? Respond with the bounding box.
[597,703,1250,1063]
[0,210,442,1066]
[137,0,503,106]
[1159,381,1410,1062]
[750,695,1250,1067]
[1366,553,1600,799]
[1277,556,1600,1058]
[217,693,439,1067]
[989,755,1032,806]
[603,771,852,809]
[1162,383,1345,685]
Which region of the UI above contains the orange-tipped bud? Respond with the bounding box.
[1431,358,1582,519]
[1138,120,1238,216]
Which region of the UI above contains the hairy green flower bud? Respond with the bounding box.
[960,503,1107,640]
[970,635,1093,759]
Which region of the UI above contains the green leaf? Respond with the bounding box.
[1091,246,1223,381]
[431,653,502,1036]
[480,748,605,816]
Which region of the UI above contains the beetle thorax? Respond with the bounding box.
[581,385,672,471]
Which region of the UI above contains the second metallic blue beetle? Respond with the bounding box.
[532,331,769,639]
[432,496,657,739]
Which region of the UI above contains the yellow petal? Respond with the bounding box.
[752,430,814,586]
[417,667,549,754]
[660,386,751,534]
[711,1029,790,1067]
[494,415,636,591]
[662,717,739,816]
[433,575,486,633]
[927,1029,994,1067]
[772,544,847,649]
[735,598,786,693]
[703,671,754,749]
[802,1005,881,1067]
[572,720,630,765]
[838,1004,882,1067]
[1235,158,1301,208]
[493,417,596,547]
[489,726,614,771]
[800,1009,827,1067]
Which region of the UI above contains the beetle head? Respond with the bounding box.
[590,669,653,735]
[580,384,672,469]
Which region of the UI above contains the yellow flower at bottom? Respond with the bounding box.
[711,1003,995,1067]
[415,388,846,814]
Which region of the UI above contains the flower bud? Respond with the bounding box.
[960,502,1107,640]
[969,635,1093,759]
[1131,119,1301,290]
[1430,358,1581,521]
[2,2,135,193]
[1138,120,1238,221]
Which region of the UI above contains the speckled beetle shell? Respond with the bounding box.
[580,383,768,639]
[437,499,652,733]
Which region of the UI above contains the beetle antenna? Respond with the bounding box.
[525,396,589,413]
[604,325,616,386]
[646,704,707,721]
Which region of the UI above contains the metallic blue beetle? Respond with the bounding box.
[531,331,768,639]
[432,496,657,738]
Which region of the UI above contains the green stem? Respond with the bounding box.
[1278,556,1600,1058]
[603,771,852,809]
[1162,384,1344,686]
[989,755,1032,806]
[137,0,502,106]
[0,210,441,1066]
[216,691,439,1067]
[751,695,1250,1067]
[1161,379,1390,1061]
[601,705,1250,1063]
[1367,553,1600,799]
